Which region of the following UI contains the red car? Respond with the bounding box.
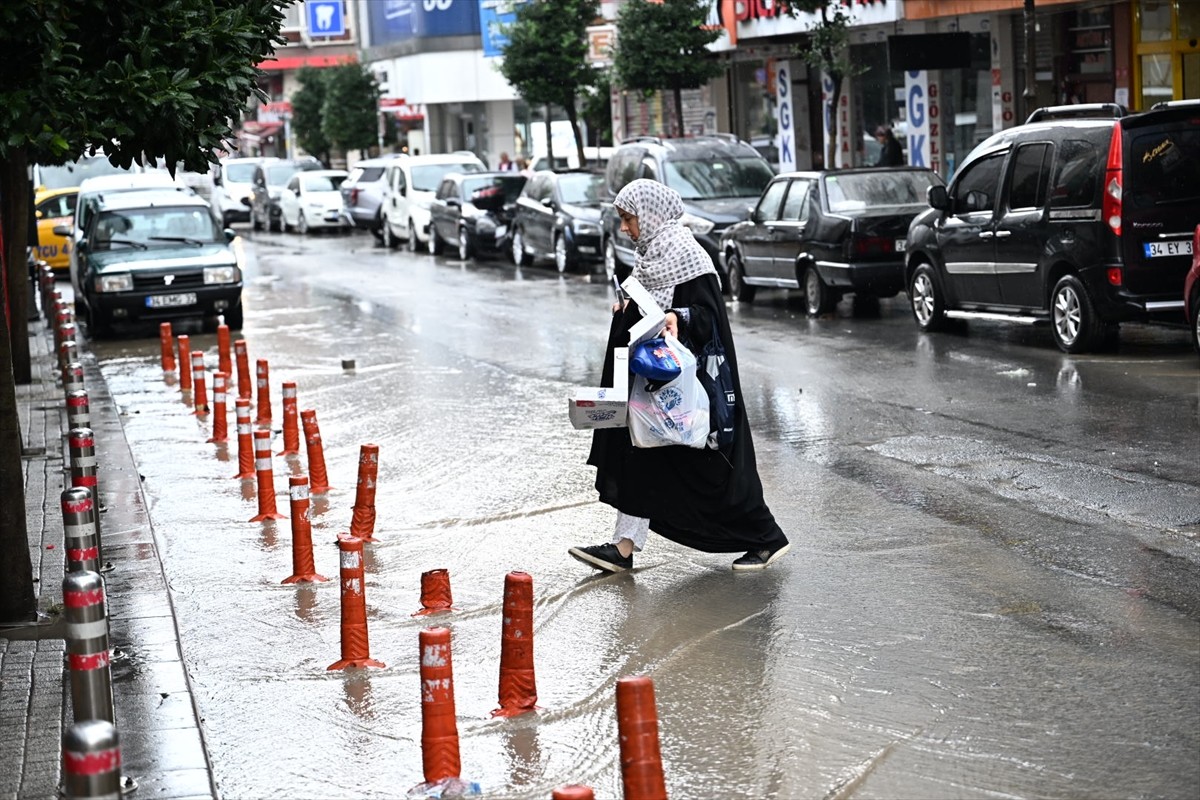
[1187,224,1200,358]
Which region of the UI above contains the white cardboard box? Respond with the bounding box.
[622,276,667,346]
[568,347,629,429]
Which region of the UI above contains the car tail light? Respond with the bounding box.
[851,235,895,257]
[1107,267,1122,286]
[350,188,360,205]
[1103,125,1123,236]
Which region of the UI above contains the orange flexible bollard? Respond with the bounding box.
[208,372,229,443]
[249,430,285,522]
[234,340,251,400]
[616,676,668,800]
[159,322,175,372]
[552,786,595,800]
[216,323,232,377]
[348,444,379,541]
[328,534,384,670]
[413,569,454,617]
[278,382,300,455]
[255,359,272,426]
[419,627,460,783]
[233,400,255,479]
[492,571,538,717]
[282,476,328,584]
[190,350,208,414]
[300,409,332,494]
[177,335,193,393]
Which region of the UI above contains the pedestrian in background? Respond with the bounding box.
[498,152,517,172]
[570,179,791,573]
[873,125,905,167]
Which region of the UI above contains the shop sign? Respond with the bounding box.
[775,60,796,172]
[905,70,931,170]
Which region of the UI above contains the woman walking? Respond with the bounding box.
[570,179,790,572]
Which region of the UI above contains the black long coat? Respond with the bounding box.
[587,273,789,554]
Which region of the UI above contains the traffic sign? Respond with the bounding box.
[307,1,345,37]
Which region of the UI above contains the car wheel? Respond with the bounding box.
[381,218,397,249]
[428,224,443,255]
[909,263,946,332]
[407,220,419,253]
[804,265,833,316]
[372,211,384,242]
[457,227,472,261]
[604,238,617,281]
[554,233,571,273]
[282,213,293,233]
[268,213,280,233]
[511,227,531,266]
[223,303,244,331]
[85,299,110,339]
[297,211,309,235]
[727,252,756,303]
[250,206,262,232]
[1051,274,1103,353]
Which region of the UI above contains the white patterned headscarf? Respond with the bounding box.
[614,179,716,309]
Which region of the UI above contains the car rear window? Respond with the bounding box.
[557,173,604,205]
[357,166,386,183]
[411,162,483,192]
[1126,125,1200,210]
[823,171,939,212]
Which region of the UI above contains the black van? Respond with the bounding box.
[905,102,1200,353]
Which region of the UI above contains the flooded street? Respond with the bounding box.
[87,227,1200,799]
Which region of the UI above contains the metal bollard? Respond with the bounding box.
[63,571,115,724]
[62,487,101,574]
[67,389,92,429]
[59,334,79,372]
[62,719,121,800]
[68,427,99,496]
[63,360,85,396]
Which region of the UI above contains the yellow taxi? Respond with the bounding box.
[34,187,78,273]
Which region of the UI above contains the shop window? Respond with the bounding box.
[1138,0,1173,42]
[1180,2,1200,39]
[1140,53,1174,103]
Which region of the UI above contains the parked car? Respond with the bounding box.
[601,135,776,282]
[1187,224,1200,358]
[67,172,188,281]
[34,188,78,272]
[340,155,402,238]
[249,158,323,232]
[68,189,242,337]
[32,155,139,193]
[380,152,487,251]
[212,156,277,225]
[428,172,527,260]
[510,170,606,273]
[278,169,350,234]
[905,102,1200,353]
[720,167,944,314]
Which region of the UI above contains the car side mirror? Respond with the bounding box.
[541,197,554,208]
[240,197,251,207]
[53,224,73,237]
[224,228,236,242]
[927,185,949,211]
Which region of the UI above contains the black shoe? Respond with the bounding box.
[732,542,791,571]
[569,543,632,573]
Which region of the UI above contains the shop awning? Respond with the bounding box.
[258,54,356,71]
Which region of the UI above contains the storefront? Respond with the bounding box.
[1132,0,1200,107]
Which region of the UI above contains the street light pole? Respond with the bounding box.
[1024,0,1037,119]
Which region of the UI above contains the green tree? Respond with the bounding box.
[787,2,868,167]
[613,0,723,138]
[498,0,599,167]
[0,0,289,624]
[290,67,332,165]
[321,63,380,158]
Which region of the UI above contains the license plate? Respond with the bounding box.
[495,225,508,241]
[895,239,906,252]
[1143,240,1193,258]
[146,292,197,308]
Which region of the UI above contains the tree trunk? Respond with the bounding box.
[544,107,554,166]
[0,163,36,623]
[674,86,685,138]
[1,151,32,385]
[565,101,586,168]
[827,75,843,169]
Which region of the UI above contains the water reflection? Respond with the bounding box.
[342,673,376,721]
[294,585,319,624]
[499,723,543,790]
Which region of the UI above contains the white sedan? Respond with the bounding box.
[279,169,349,234]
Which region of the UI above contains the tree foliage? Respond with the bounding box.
[787,2,868,167]
[291,67,332,165]
[498,0,599,166]
[613,0,723,137]
[0,0,290,624]
[322,64,380,158]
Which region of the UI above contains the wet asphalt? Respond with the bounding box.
[84,224,1200,799]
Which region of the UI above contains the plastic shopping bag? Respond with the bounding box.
[627,334,710,449]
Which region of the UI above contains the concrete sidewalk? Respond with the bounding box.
[1,313,215,799]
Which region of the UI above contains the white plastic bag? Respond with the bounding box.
[627,335,710,449]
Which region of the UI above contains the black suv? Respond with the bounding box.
[906,102,1200,353]
[601,135,775,281]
